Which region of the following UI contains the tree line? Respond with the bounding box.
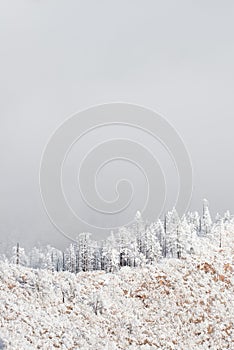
[5,200,232,273]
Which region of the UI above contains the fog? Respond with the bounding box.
[0,0,234,249]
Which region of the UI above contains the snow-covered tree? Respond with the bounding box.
[28,247,46,269]
[92,242,102,271]
[201,199,212,236]
[78,233,93,272]
[65,244,77,273]
[134,211,146,255]
[11,243,28,266]
[144,224,162,263]
[155,219,166,257]
[165,208,180,258]
[117,226,134,267]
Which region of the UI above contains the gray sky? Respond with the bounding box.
[0,1,234,249]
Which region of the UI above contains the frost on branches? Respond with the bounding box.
[0,199,232,273]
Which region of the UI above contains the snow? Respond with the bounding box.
[0,228,233,349]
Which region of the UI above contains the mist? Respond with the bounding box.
[1,0,234,249]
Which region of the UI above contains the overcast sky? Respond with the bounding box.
[0,1,234,249]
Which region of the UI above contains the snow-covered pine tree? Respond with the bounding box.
[155,219,166,257]
[101,234,121,272]
[213,215,224,248]
[28,247,42,269]
[106,231,120,272]
[78,233,93,272]
[187,211,200,233]
[175,221,186,258]
[11,243,28,266]
[41,245,60,272]
[134,211,146,255]
[223,210,231,230]
[101,240,111,272]
[92,241,102,271]
[65,244,77,273]
[145,223,162,263]
[165,208,180,258]
[181,215,194,254]
[201,199,212,236]
[117,226,133,267]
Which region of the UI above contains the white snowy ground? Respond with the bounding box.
[0,235,234,349]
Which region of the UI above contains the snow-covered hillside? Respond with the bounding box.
[0,228,233,349]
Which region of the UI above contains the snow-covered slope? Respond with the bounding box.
[0,233,234,350]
